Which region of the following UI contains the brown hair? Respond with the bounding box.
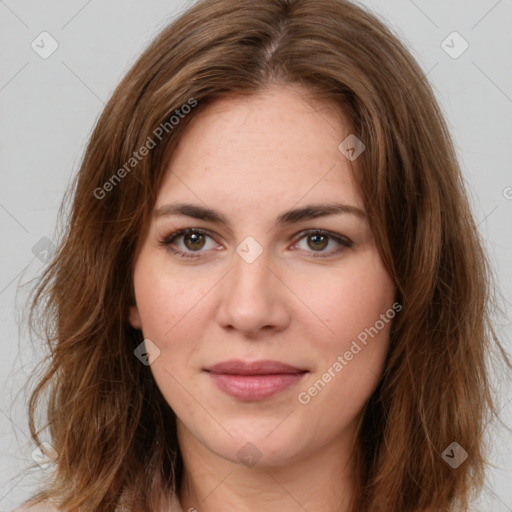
[19,0,511,510]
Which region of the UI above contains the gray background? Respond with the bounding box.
[1,0,511,510]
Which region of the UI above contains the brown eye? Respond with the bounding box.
[183,232,206,251]
[292,229,353,258]
[307,234,329,251]
[160,228,218,259]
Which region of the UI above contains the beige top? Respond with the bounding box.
[13,493,183,512]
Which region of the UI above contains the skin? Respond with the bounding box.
[128,83,397,512]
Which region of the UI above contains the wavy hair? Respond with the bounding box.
[19,0,511,510]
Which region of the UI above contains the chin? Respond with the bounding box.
[203,421,309,468]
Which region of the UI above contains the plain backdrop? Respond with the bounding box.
[1,0,511,510]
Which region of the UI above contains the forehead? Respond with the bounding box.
[156,85,363,212]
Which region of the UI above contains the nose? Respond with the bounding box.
[215,245,291,336]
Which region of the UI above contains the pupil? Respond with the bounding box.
[309,234,327,250]
[185,233,204,250]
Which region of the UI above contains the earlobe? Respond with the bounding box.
[128,304,142,329]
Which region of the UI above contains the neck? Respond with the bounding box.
[176,422,360,512]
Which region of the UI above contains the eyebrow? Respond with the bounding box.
[153,201,368,229]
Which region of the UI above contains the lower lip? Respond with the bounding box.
[206,372,307,400]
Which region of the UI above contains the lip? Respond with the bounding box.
[205,359,307,375]
[204,359,308,401]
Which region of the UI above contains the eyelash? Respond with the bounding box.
[159,228,353,260]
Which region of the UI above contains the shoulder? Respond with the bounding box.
[12,501,60,512]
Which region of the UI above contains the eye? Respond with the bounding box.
[291,229,352,258]
[159,228,353,260]
[159,228,219,259]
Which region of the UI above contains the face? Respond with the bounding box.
[129,84,397,469]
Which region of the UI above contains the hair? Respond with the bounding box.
[18,0,511,511]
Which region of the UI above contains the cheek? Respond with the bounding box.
[294,251,396,420]
[132,262,208,415]
[294,250,396,348]
[132,259,208,343]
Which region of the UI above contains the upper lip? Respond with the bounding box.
[204,359,308,375]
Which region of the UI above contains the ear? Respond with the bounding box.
[128,304,142,329]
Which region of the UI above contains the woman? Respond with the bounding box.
[15,0,511,510]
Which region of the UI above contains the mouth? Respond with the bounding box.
[204,359,309,401]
